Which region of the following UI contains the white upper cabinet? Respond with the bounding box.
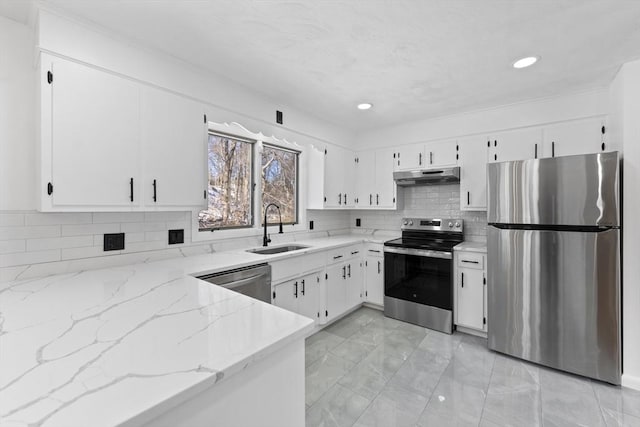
[541,117,607,158]
[307,143,356,209]
[488,128,542,163]
[39,54,208,212]
[393,144,424,171]
[458,135,488,211]
[354,148,397,209]
[41,54,141,210]
[424,139,458,167]
[140,87,207,208]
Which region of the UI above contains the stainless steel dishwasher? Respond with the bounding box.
[196,263,272,303]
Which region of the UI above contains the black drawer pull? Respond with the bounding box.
[368,249,381,253]
[333,255,343,260]
[461,260,479,264]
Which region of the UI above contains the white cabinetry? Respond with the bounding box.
[541,117,607,158]
[39,54,208,212]
[393,144,424,171]
[307,144,356,209]
[273,271,322,323]
[140,87,207,208]
[424,140,458,167]
[325,245,363,322]
[454,247,487,336]
[458,135,488,211]
[40,54,140,210]
[488,128,542,163]
[364,244,384,307]
[355,148,397,209]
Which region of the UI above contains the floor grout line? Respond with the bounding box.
[477,350,498,426]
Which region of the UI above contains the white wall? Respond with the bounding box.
[355,88,609,149]
[609,60,640,390]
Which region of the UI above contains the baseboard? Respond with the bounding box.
[622,373,640,391]
[362,302,383,311]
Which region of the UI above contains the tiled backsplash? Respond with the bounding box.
[349,184,487,242]
[0,210,350,283]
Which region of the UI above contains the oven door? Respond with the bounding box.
[383,247,453,310]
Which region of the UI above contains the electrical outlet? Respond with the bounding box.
[168,229,184,245]
[104,233,125,251]
[309,220,314,230]
[276,110,283,124]
[356,218,361,227]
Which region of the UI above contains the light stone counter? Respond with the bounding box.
[0,235,377,427]
[453,241,487,253]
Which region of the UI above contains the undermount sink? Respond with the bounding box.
[247,244,310,255]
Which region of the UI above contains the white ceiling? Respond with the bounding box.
[4,0,640,131]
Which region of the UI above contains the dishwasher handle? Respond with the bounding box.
[218,273,268,290]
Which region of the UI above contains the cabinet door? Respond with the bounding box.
[323,145,343,207]
[48,57,140,208]
[141,87,207,207]
[458,136,488,211]
[345,260,363,309]
[273,280,298,313]
[355,150,375,207]
[489,128,541,163]
[342,153,357,208]
[456,268,485,330]
[394,144,424,171]
[542,117,606,158]
[325,263,347,321]
[365,256,384,306]
[374,148,396,208]
[425,140,458,167]
[298,273,320,322]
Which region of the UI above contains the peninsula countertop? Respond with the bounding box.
[0,234,376,427]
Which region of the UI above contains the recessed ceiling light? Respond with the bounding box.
[513,56,539,69]
[357,103,373,110]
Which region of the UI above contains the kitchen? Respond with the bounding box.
[1,1,640,426]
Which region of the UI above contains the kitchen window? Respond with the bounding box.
[199,132,254,230]
[261,144,299,225]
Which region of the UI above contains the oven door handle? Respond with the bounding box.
[383,246,452,260]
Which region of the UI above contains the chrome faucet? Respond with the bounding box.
[263,203,283,246]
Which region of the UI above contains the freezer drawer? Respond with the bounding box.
[487,226,621,384]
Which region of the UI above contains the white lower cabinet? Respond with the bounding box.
[364,246,384,306]
[273,271,322,323]
[454,248,487,335]
[324,245,363,323]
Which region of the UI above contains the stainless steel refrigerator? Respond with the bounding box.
[487,151,621,384]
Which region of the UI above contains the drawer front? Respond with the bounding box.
[326,247,347,264]
[457,252,484,270]
[271,252,325,283]
[365,243,383,257]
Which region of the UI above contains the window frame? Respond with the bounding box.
[260,142,300,227]
[191,120,308,243]
[198,131,256,231]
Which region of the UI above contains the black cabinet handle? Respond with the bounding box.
[347,264,351,278]
[534,143,538,159]
[368,249,381,253]
[342,266,346,279]
[129,178,134,202]
[376,194,379,205]
[294,281,298,298]
[301,279,305,296]
[344,193,348,205]
[351,251,359,255]
[377,260,381,274]
[333,255,343,260]
[467,191,470,206]
[338,193,342,205]
[152,179,157,202]
[369,194,373,205]
[461,272,464,288]
[429,151,433,164]
[461,260,479,264]
[552,141,555,157]
[419,152,422,165]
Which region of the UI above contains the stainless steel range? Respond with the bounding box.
[383,218,463,334]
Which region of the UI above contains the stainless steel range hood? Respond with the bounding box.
[393,167,460,186]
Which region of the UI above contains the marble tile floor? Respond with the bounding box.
[305,307,640,427]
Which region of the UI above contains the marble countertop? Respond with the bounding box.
[454,242,487,253]
[0,234,372,427]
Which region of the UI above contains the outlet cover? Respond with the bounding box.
[104,233,125,251]
[309,220,314,230]
[168,229,184,245]
[356,218,361,227]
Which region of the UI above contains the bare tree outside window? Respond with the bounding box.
[199,133,253,229]
[261,144,298,224]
